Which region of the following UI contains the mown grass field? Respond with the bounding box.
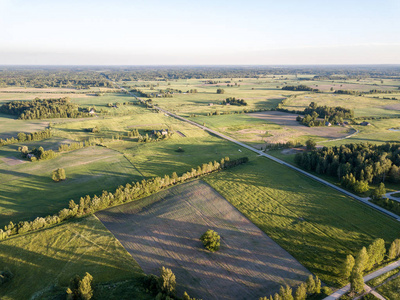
[53,110,257,177]
[0,145,142,227]
[0,215,150,300]
[203,158,400,287]
[281,93,400,118]
[376,274,400,300]
[0,113,49,139]
[97,180,311,300]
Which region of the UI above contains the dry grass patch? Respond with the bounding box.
[250,111,354,140]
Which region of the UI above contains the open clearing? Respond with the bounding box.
[250,111,354,140]
[96,180,311,300]
[0,215,149,300]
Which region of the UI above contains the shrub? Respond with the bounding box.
[0,268,13,285]
[66,272,94,300]
[200,229,220,252]
[321,286,333,296]
[52,168,66,182]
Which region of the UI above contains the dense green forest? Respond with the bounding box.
[1,66,399,86]
[295,143,400,192]
[0,97,92,119]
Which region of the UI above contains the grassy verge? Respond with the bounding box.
[366,267,400,287]
[376,275,400,299]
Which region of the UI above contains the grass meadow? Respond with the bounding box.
[376,274,400,300]
[204,157,400,287]
[0,145,142,227]
[0,215,149,300]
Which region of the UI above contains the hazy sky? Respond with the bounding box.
[1,0,399,65]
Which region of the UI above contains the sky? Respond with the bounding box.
[1,0,399,65]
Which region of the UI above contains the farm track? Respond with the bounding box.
[110,79,400,222]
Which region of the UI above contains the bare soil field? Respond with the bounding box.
[384,104,400,111]
[1,156,26,166]
[96,181,311,300]
[308,83,397,92]
[250,111,354,140]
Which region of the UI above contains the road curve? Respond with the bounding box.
[113,79,400,222]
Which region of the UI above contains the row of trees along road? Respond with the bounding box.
[342,238,400,296]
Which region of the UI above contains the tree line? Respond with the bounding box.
[0,128,52,147]
[294,143,400,193]
[259,275,330,300]
[0,97,92,120]
[222,97,247,106]
[282,85,320,92]
[340,238,400,297]
[0,157,249,241]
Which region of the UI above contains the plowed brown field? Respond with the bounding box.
[96,180,311,300]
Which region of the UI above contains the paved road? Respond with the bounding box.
[111,79,400,299]
[324,260,400,299]
[385,191,400,202]
[155,106,400,222]
[112,80,400,222]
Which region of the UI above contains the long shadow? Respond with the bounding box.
[96,181,312,300]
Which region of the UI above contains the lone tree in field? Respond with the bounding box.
[216,88,225,94]
[52,168,66,182]
[200,229,220,252]
[66,272,94,300]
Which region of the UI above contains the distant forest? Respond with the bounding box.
[0,98,92,120]
[1,65,400,87]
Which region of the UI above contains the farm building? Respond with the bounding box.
[325,121,332,126]
[152,129,169,135]
[88,108,96,114]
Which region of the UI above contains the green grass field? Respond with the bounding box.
[281,93,400,118]
[0,215,150,300]
[0,145,142,227]
[204,157,400,287]
[376,274,400,300]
